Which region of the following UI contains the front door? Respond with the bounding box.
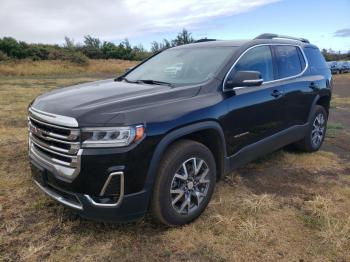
[222,45,287,156]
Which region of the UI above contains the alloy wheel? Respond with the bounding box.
[311,113,325,147]
[170,157,210,215]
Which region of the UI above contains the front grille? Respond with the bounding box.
[28,108,81,181]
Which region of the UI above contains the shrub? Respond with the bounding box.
[47,49,66,60]
[132,51,151,61]
[0,50,9,61]
[0,37,27,58]
[27,45,51,60]
[66,52,89,66]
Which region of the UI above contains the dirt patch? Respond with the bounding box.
[332,75,350,97]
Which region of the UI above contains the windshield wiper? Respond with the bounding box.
[114,76,138,83]
[135,79,173,87]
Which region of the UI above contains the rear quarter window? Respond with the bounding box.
[304,47,327,69]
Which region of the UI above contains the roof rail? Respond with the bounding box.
[195,38,216,43]
[254,33,310,44]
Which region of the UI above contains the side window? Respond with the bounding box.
[297,48,306,70]
[304,47,327,69]
[274,46,303,78]
[232,46,274,82]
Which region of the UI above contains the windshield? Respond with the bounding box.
[125,47,236,87]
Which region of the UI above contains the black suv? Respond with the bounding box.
[28,34,332,226]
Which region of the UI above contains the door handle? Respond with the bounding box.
[309,82,319,90]
[271,89,283,98]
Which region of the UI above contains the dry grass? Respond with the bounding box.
[327,122,344,138]
[331,94,350,109]
[334,73,350,80]
[0,59,138,76]
[303,194,350,251]
[246,150,347,174]
[0,66,350,261]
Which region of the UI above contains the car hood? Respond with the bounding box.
[31,79,201,126]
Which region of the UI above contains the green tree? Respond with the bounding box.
[172,28,194,46]
[150,41,161,53]
[0,37,27,58]
[83,35,101,48]
[82,35,102,58]
[101,41,121,59]
[64,36,75,50]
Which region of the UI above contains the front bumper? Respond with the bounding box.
[30,159,150,222]
[27,106,158,222]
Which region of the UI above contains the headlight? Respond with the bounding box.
[81,125,145,148]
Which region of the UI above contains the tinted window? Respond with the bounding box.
[297,48,306,70]
[126,47,236,87]
[304,47,327,69]
[274,46,303,78]
[233,46,274,82]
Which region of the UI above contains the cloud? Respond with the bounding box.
[334,28,350,37]
[0,0,279,44]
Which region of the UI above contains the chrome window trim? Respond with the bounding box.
[34,180,83,210]
[222,43,309,92]
[243,79,264,83]
[84,172,125,208]
[29,107,79,127]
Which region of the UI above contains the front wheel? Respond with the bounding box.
[293,105,327,152]
[151,140,216,226]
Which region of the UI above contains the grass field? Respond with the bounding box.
[0,59,138,76]
[1,61,350,261]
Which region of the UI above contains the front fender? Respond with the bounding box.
[142,121,226,205]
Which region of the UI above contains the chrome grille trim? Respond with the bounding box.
[28,118,79,141]
[34,180,83,210]
[28,107,81,182]
[29,142,82,180]
[83,172,124,208]
[30,133,79,155]
[29,107,78,127]
[31,141,78,167]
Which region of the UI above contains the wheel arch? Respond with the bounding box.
[308,94,331,122]
[316,95,331,116]
[144,121,227,193]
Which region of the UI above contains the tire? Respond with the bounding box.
[151,139,216,226]
[293,105,327,152]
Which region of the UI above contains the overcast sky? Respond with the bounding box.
[0,0,349,51]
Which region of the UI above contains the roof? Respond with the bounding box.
[171,40,249,49]
[171,34,318,49]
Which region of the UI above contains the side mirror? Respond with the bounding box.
[225,70,263,89]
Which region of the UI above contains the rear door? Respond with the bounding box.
[271,45,322,127]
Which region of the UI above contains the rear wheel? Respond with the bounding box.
[293,105,327,152]
[151,140,216,226]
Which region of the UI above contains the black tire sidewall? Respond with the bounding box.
[155,141,216,226]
